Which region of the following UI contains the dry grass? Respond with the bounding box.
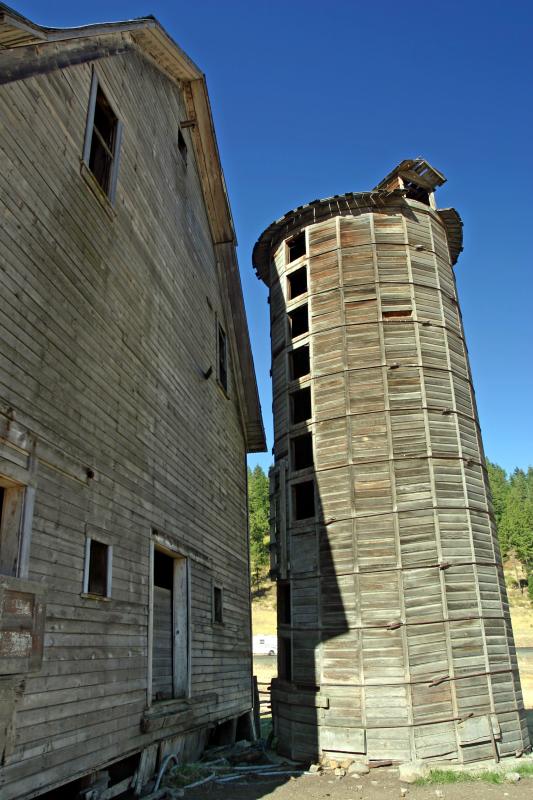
[509,587,533,648]
[251,578,276,636]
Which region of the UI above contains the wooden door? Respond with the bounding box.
[151,548,189,701]
[152,550,174,701]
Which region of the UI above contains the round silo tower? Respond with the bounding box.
[252,160,529,765]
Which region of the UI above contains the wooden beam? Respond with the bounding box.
[0,34,135,85]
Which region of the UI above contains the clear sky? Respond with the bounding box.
[15,0,533,475]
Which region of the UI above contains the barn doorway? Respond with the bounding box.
[151,548,189,701]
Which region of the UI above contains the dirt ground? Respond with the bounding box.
[186,768,533,800]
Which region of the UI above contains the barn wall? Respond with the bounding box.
[0,47,252,798]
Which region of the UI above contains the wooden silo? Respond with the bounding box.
[252,160,529,765]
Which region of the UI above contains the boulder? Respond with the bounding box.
[348,761,370,775]
[505,772,521,783]
[398,760,430,783]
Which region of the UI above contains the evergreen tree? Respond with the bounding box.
[487,462,533,601]
[248,465,270,578]
[499,468,533,575]
[486,461,509,533]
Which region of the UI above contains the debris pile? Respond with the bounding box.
[143,740,305,798]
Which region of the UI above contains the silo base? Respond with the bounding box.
[272,679,530,764]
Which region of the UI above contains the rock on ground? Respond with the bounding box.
[398,760,430,783]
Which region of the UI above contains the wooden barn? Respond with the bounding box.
[0,4,265,798]
[253,159,530,764]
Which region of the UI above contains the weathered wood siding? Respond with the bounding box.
[265,199,529,763]
[0,47,252,798]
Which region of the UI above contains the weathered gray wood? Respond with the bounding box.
[256,161,529,763]
[152,586,173,701]
[0,8,263,798]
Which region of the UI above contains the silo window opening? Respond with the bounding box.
[288,304,309,338]
[287,267,308,300]
[290,345,310,380]
[291,387,312,424]
[279,636,292,681]
[293,480,315,520]
[291,433,314,471]
[403,180,431,206]
[383,309,412,319]
[278,582,291,625]
[287,232,306,263]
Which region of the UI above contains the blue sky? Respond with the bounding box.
[15,1,533,475]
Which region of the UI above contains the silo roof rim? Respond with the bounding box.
[253,189,463,286]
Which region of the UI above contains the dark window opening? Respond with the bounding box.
[383,309,412,319]
[88,540,109,596]
[403,181,431,205]
[290,345,310,380]
[288,304,309,338]
[293,480,315,520]
[89,85,118,196]
[291,433,314,471]
[154,549,174,590]
[287,267,308,300]
[291,387,312,424]
[218,324,228,391]
[278,582,291,625]
[213,585,223,624]
[288,232,306,263]
[178,128,188,163]
[279,636,292,681]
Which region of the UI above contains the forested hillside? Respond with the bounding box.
[487,462,533,600]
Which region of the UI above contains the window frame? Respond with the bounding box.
[291,478,316,523]
[82,536,113,599]
[212,583,224,625]
[82,70,123,205]
[217,321,229,394]
[148,537,191,706]
[0,475,34,579]
[286,231,306,264]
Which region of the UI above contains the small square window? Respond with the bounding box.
[291,433,314,471]
[287,267,308,300]
[288,304,309,338]
[84,538,112,597]
[289,345,310,380]
[178,129,188,164]
[218,324,228,392]
[213,585,223,624]
[83,73,122,203]
[293,480,315,520]
[287,232,306,263]
[291,387,312,424]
